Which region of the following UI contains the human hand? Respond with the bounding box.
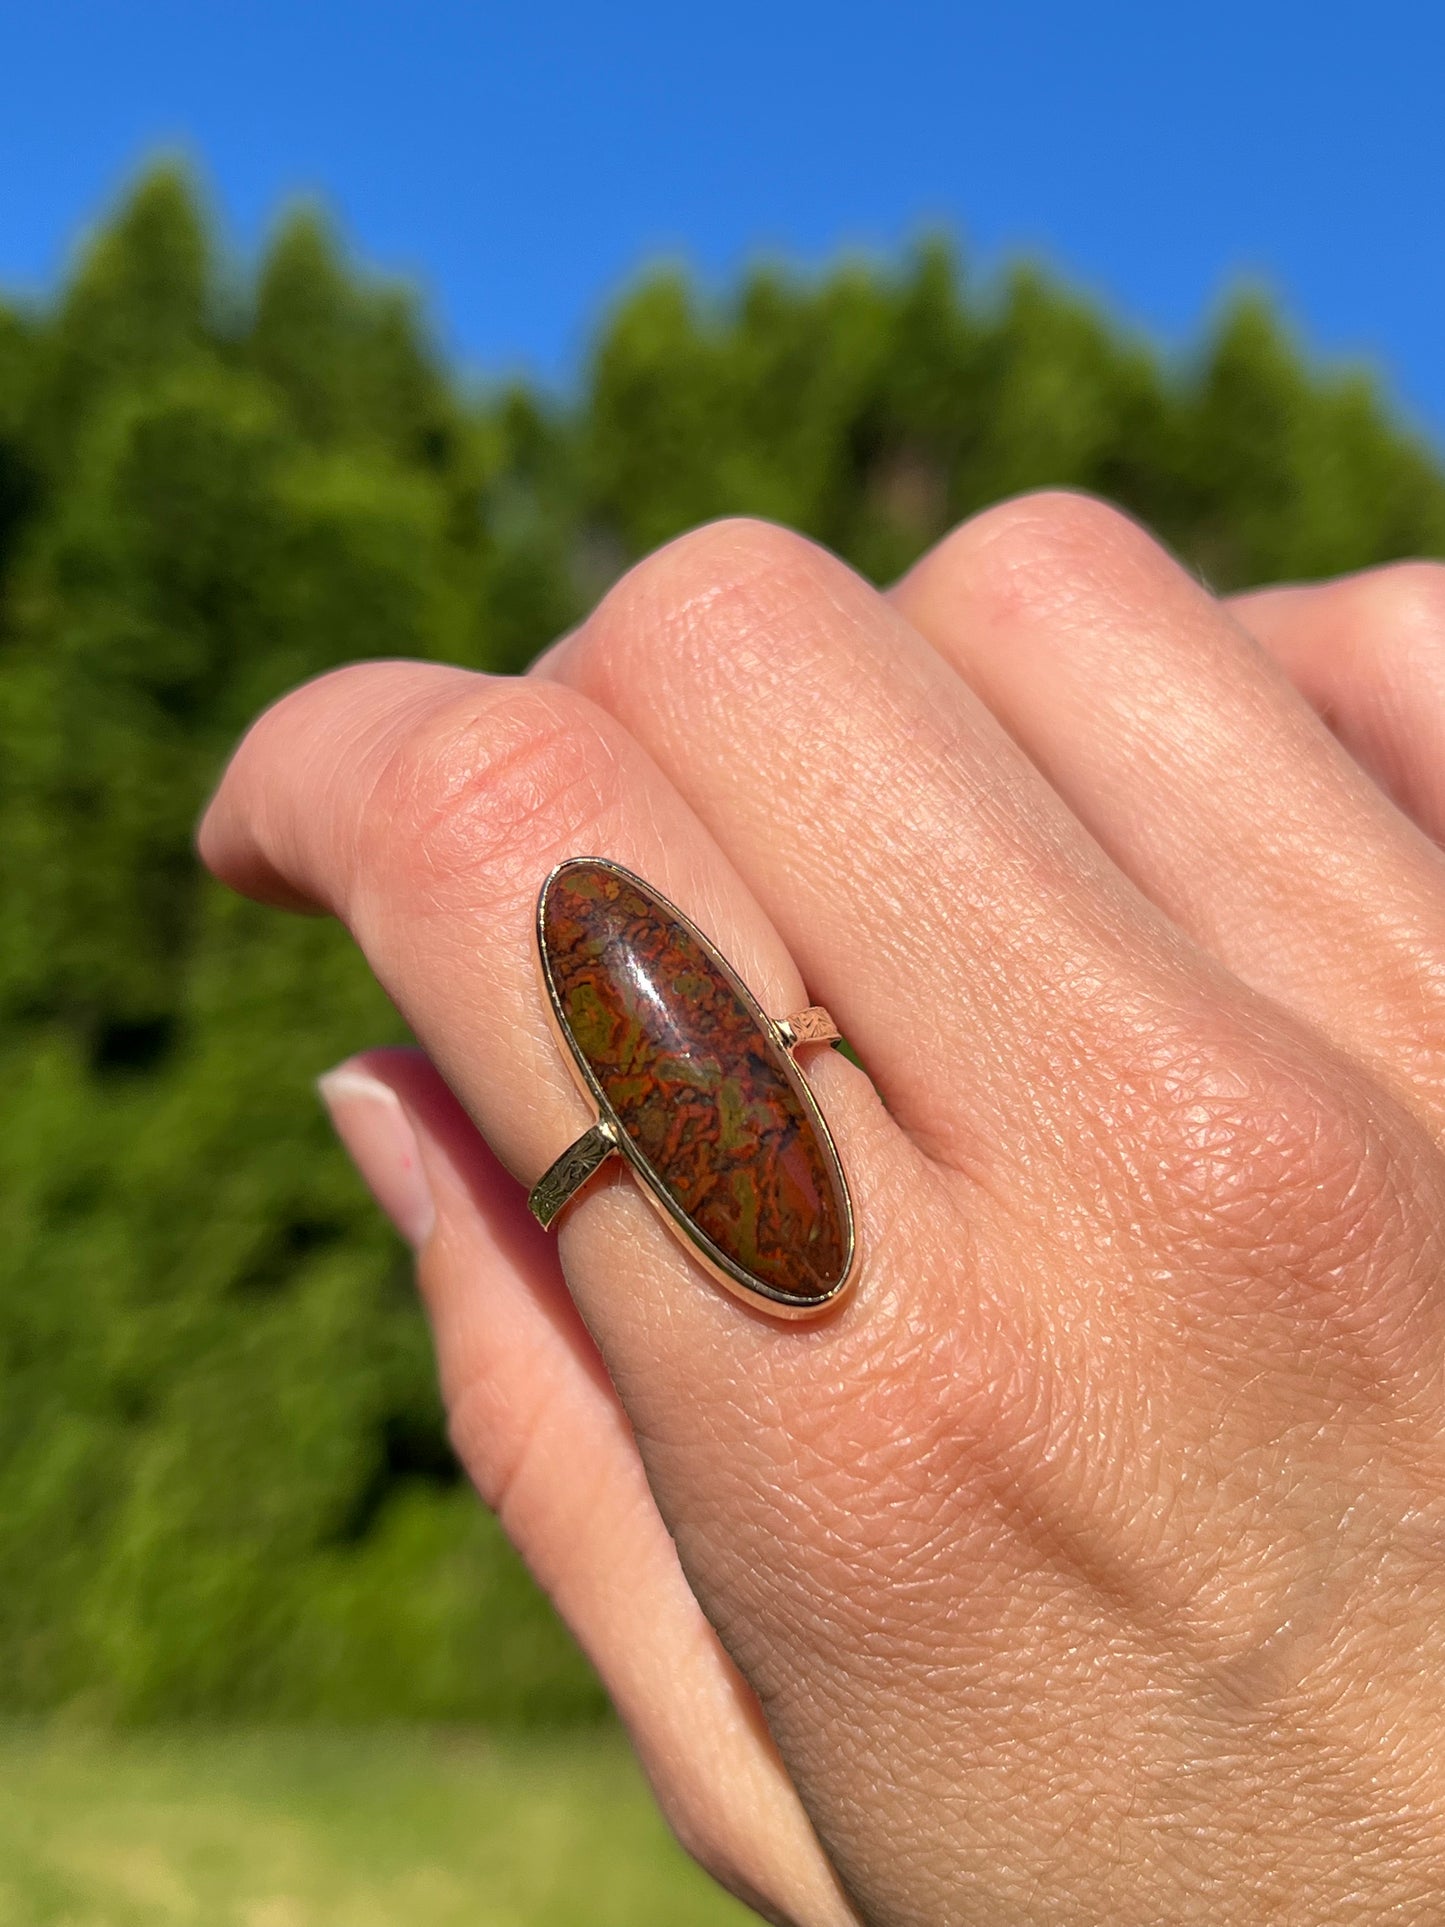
[200,497,1445,1925]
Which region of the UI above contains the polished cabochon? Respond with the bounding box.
[535,857,856,1314]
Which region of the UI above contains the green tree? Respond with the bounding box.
[0,162,1440,1721]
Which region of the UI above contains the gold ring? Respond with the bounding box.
[527,857,857,1320]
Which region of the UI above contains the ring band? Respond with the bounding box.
[526,857,857,1319]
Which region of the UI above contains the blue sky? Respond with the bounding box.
[3,0,1443,439]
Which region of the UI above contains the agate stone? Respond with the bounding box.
[538,859,851,1304]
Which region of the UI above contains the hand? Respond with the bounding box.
[200,497,1445,1926]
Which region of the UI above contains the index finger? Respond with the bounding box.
[199,638,929,1482]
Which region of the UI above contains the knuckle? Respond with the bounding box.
[368,680,619,909]
[926,488,1158,623]
[1355,561,1445,645]
[1345,562,1445,689]
[1117,1014,1431,1341]
[574,514,835,695]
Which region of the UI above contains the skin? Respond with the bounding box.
[201,495,1445,1925]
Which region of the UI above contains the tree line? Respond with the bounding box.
[0,165,1440,1721]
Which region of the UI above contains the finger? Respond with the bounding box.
[520,522,1445,1918]
[318,1047,856,1926]
[199,653,946,1914]
[198,656,911,1290]
[893,493,1445,1131]
[197,649,920,1350]
[1230,564,1445,843]
[532,518,1219,1182]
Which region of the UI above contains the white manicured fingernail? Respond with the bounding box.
[317,1063,436,1248]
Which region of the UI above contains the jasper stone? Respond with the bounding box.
[539,860,850,1302]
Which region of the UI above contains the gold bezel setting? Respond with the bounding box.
[532,856,857,1320]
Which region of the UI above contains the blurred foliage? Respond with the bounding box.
[1,163,1442,1722]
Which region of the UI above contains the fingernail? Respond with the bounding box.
[317,1063,436,1248]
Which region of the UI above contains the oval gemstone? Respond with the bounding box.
[539,860,851,1303]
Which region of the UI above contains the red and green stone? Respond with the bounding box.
[540,861,849,1301]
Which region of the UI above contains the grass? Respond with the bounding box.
[0,1724,759,1926]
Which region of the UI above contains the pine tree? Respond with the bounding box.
[0,162,1440,1720]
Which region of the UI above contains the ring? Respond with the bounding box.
[527,857,857,1319]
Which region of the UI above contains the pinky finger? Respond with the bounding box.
[317,1047,857,1927]
[1231,563,1445,843]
